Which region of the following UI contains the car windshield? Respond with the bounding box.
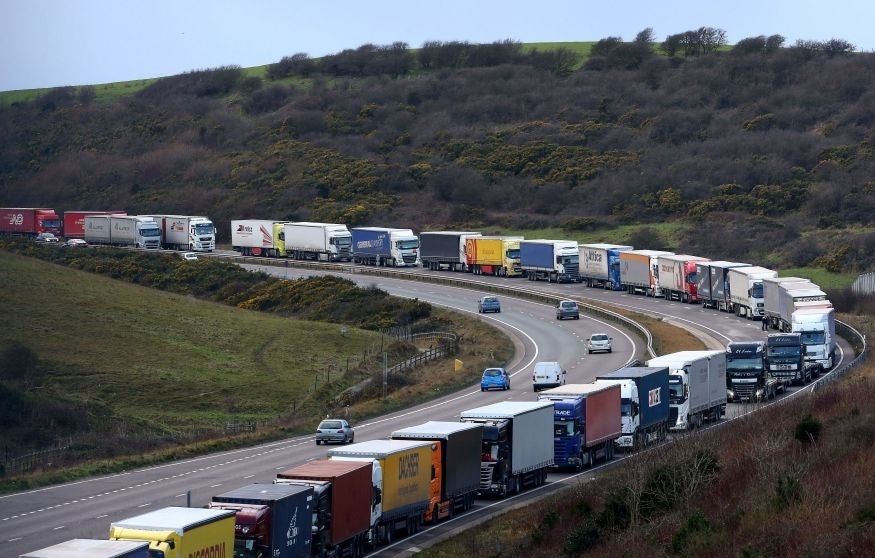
[483,298,497,304]
[591,334,608,341]
[319,421,342,429]
[561,302,576,309]
[484,369,503,377]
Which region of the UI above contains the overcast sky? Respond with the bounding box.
[2,0,873,92]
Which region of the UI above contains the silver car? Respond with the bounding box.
[586,333,613,354]
[556,300,580,320]
[315,418,354,445]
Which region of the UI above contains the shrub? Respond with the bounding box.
[563,518,601,554]
[795,414,823,443]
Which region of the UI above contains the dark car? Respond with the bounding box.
[315,418,354,445]
[481,367,510,391]
[478,296,501,313]
[556,300,580,320]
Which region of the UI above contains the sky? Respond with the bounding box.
[2,0,873,92]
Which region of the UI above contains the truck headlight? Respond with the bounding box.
[755,389,764,398]
[727,390,734,398]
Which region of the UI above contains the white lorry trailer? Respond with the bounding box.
[766,284,829,332]
[84,215,161,249]
[143,214,215,252]
[791,306,836,372]
[578,243,633,290]
[460,401,554,497]
[619,250,674,296]
[647,350,727,431]
[231,219,289,257]
[283,222,352,262]
[727,265,779,319]
[762,277,812,327]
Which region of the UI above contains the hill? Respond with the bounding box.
[1,35,873,276]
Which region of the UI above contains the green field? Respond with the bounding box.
[0,252,382,433]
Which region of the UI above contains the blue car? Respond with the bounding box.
[481,367,510,391]
[478,296,501,313]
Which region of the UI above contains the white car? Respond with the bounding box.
[180,252,199,261]
[35,232,60,243]
[587,333,613,354]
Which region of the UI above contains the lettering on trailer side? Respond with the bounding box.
[356,235,387,249]
[188,541,225,558]
[236,224,254,233]
[113,223,132,232]
[398,453,420,480]
[585,250,602,263]
[8,213,24,226]
[648,387,661,407]
[286,506,299,546]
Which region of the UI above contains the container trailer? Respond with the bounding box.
[351,227,419,267]
[419,231,481,271]
[142,214,216,252]
[109,506,235,558]
[391,421,483,522]
[657,254,710,303]
[0,207,62,237]
[327,439,432,544]
[537,383,621,470]
[619,249,674,297]
[275,459,374,556]
[647,351,726,431]
[594,366,670,450]
[459,401,554,497]
[464,236,522,277]
[578,243,633,290]
[283,222,352,262]
[519,239,579,283]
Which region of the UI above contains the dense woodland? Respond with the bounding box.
[1,30,874,272]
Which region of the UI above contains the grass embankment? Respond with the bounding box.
[424,314,874,557]
[0,249,513,490]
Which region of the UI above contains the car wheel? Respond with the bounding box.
[316,439,321,445]
[608,348,612,353]
[588,350,592,354]
[575,315,579,320]
[481,387,485,392]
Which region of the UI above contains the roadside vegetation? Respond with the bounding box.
[0,244,511,490]
[423,313,874,557]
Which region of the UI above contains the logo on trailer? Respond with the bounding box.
[188,542,225,558]
[648,387,661,407]
[398,453,420,480]
[286,507,299,544]
[8,213,24,226]
[236,224,253,233]
[585,250,602,264]
[260,225,272,246]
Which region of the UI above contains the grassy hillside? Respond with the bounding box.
[0,251,382,432]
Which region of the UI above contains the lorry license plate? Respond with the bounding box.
[775,364,793,370]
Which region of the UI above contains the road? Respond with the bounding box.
[0,259,853,556]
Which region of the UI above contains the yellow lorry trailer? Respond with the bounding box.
[109,506,235,558]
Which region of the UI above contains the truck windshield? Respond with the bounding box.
[561,254,579,265]
[669,381,685,404]
[140,227,161,237]
[194,223,214,235]
[686,271,698,284]
[553,420,577,436]
[332,236,352,248]
[768,346,801,358]
[234,538,260,558]
[396,239,420,250]
[752,282,764,298]
[620,398,632,417]
[726,357,763,371]
[507,248,520,260]
[800,331,825,344]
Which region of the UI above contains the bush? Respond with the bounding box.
[795,414,823,443]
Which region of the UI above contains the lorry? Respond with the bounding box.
[0,207,62,237]
[767,284,829,332]
[84,215,161,249]
[390,421,483,522]
[209,483,313,558]
[351,227,420,267]
[792,307,836,372]
[646,351,727,431]
[766,332,813,385]
[727,266,779,319]
[519,239,579,283]
[231,219,289,257]
[536,383,621,470]
[21,539,149,558]
[619,249,674,297]
[143,214,216,252]
[109,506,235,558]
[725,341,783,402]
[459,401,554,498]
[283,222,352,262]
[594,366,670,451]
[698,261,749,311]
[62,210,126,239]
[657,254,710,303]
[327,439,432,544]
[275,460,373,557]
[762,277,812,327]
[578,243,633,290]
[464,235,522,277]
[419,231,481,271]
